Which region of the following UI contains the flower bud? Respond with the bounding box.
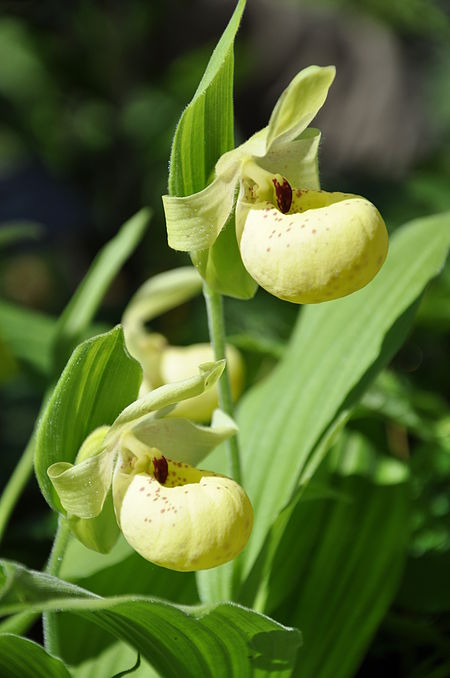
[160,343,244,422]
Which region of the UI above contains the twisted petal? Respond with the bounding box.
[239,190,388,304]
[118,458,253,571]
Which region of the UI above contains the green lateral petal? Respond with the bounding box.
[111,361,225,429]
[258,128,321,189]
[266,65,335,150]
[47,448,115,519]
[163,170,239,252]
[129,409,238,467]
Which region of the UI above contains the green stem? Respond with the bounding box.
[43,517,71,656]
[0,438,35,544]
[0,516,71,641]
[203,283,242,484]
[0,392,50,546]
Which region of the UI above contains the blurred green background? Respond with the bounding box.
[1,1,449,675]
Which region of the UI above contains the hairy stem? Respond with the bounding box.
[203,283,242,484]
[43,517,71,656]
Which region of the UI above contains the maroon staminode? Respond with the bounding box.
[272,177,293,214]
[153,456,169,484]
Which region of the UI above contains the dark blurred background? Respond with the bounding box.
[1,1,450,674]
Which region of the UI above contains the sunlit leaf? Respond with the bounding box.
[0,633,71,678]
[0,560,301,678]
[35,326,142,512]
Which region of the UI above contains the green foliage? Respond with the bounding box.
[200,211,450,601]
[2,1,450,675]
[0,634,71,678]
[34,327,142,512]
[0,560,302,678]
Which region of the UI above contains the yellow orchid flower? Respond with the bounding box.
[47,362,253,571]
[163,65,388,302]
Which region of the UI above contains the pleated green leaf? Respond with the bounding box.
[34,326,142,512]
[71,642,155,678]
[264,431,410,678]
[0,634,71,678]
[168,0,245,197]
[201,211,450,602]
[0,560,301,678]
[237,212,450,580]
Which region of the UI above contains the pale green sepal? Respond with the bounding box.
[266,65,335,150]
[47,447,115,519]
[163,169,239,252]
[68,491,120,554]
[258,128,321,190]
[129,408,238,467]
[111,360,226,429]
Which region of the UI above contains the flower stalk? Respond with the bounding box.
[203,282,242,485]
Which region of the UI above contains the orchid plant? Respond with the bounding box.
[0,1,449,676]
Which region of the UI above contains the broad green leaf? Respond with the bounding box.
[71,642,155,678]
[113,361,224,428]
[0,634,71,678]
[35,326,142,512]
[166,0,251,298]
[266,65,335,150]
[168,0,245,196]
[203,211,450,597]
[273,432,410,678]
[57,535,198,667]
[0,561,301,678]
[237,212,450,580]
[0,299,55,374]
[53,208,151,372]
